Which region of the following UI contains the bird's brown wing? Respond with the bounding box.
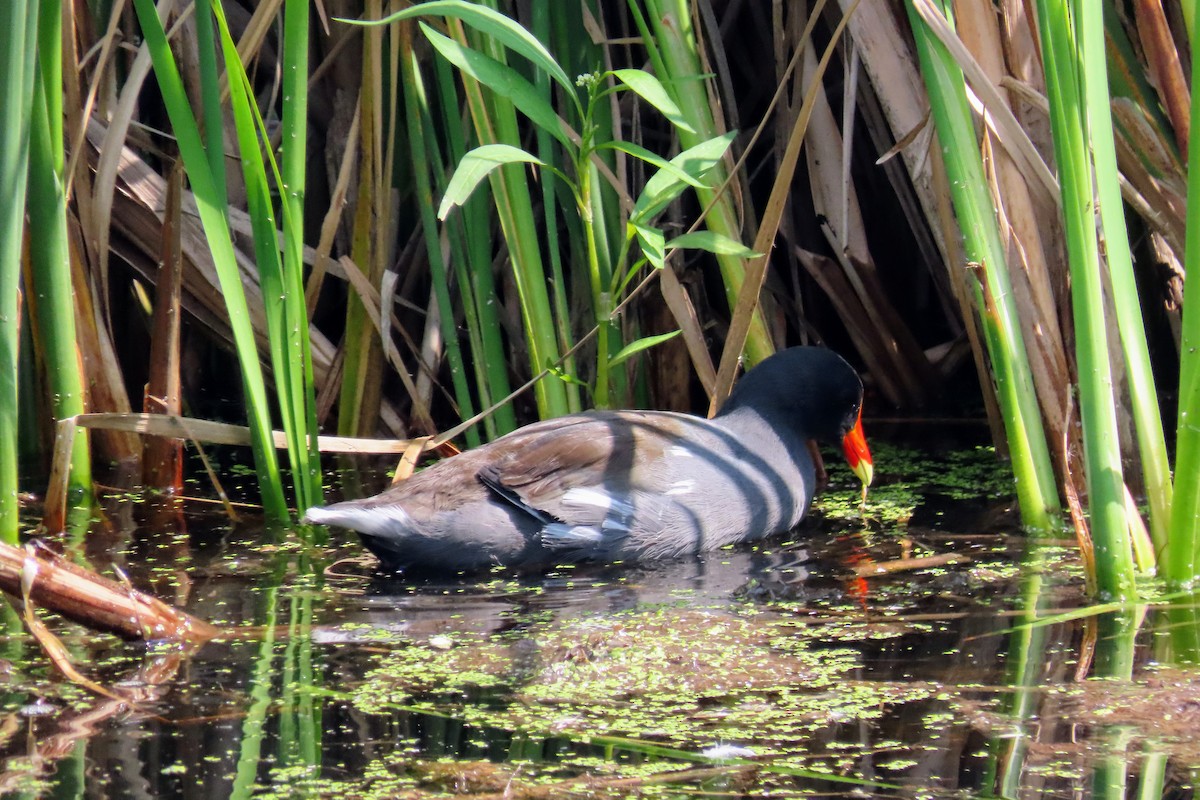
[477,411,681,526]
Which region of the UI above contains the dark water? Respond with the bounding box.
[4,442,1199,798]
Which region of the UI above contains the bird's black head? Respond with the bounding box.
[716,346,865,443]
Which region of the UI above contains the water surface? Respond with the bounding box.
[3,441,1197,798]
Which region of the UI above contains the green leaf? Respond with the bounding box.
[610,68,695,134]
[608,330,682,369]
[421,23,571,149]
[439,144,545,219]
[666,231,760,257]
[545,363,589,388]
[633,223,666,270]
[342,1,578,103]
[596,141,704,188]
[633,131,736,222]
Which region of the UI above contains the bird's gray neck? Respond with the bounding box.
[715,405,811,451]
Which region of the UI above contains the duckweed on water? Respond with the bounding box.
[354,607,936,756]
[875,443,1014,499]
[816,442,1015,526]
[815,482,921,525]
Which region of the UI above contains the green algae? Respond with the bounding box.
[816,441,1015,526]
[354,606,937,760]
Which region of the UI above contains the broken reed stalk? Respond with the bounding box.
[142,162,186,493]
[0,540,217,642]
[41,412,444,533]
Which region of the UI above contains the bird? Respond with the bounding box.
[304,346,873,572]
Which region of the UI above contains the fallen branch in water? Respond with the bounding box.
[0,540,218,643]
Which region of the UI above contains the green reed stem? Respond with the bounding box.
[452,16,570,418]
[1035,0,1134,598]
[630,0,775,366]
[0,0,39,541]
[1167,0,1200,587]
[1081,1,1172,557]
[28,0,91,505]
[214,0,321,512]
[431,55,516,439]
[381,1,578,417]
[907,0,1060,534]
[531,6,583,413]
[279,0,322,510]
[193,0,226,199]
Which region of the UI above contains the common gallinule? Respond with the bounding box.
[305,346,872,572]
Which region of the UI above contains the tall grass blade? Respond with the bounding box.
[354,1,586,424]
[446,13,570,418]
[400,25,481,448]
[530,6,584,414]
[428,53,517,437]
[131,0,288,520]
[278,0,322,511]
[419,23,571,148]
[193,0,227,201]
[213,0,321,512]
[213,3,314,510]
[358,0,580,105]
